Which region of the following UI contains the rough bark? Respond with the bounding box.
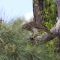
[33,0,44,24]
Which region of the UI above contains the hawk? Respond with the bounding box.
[22,0,50,39]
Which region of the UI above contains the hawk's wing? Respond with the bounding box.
[33,0,45,24]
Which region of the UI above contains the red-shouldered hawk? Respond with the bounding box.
[22,0,51,40]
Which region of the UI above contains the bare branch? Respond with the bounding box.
[56,0,60,18]
[34,19,60,43]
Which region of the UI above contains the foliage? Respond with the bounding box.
[0,18,59,60]
[43,0,57,29]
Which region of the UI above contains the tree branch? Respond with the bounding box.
[34,19,60,43]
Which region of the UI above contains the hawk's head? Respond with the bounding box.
[22,22,32,31]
